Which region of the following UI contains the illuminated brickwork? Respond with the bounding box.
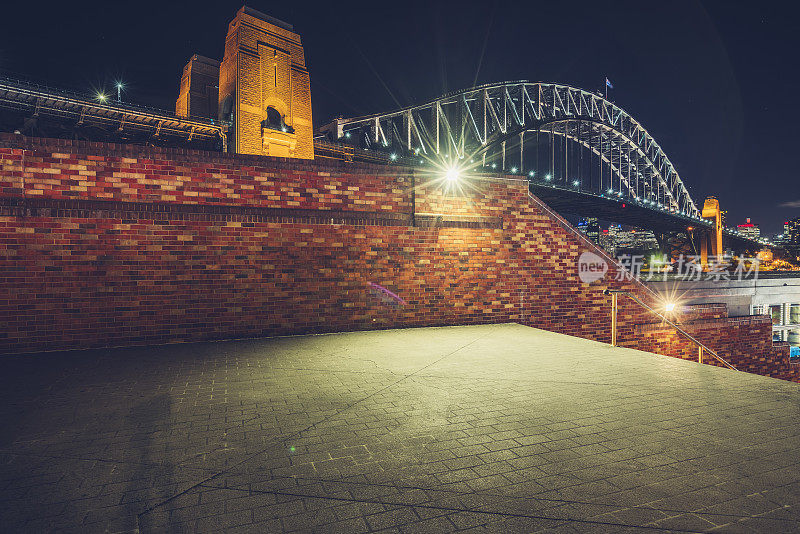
[218,7,313,159]
[175,55,220,120]
[1,136,796,383]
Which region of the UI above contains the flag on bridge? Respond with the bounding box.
[605,77,614,89]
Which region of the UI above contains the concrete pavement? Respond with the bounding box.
[1,323,799,533]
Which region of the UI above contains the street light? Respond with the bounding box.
[445,165,460,182]
[115,82,124,102]
[96,92,108,103]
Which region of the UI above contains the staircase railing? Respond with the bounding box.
[603,289,738,371]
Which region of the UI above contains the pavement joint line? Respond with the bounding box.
[201,472,800,523]
[0,449,219,473]
[193,482,728,533]
[134,328,499,522]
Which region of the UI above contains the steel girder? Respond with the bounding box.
[321,81,700,218]
[0,77,228,149]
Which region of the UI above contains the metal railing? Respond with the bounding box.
[603,288,738,371]
[0,75,228,148]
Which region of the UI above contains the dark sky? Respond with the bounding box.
[1,0,797,234]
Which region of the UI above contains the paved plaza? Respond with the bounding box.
[1,323,800,533]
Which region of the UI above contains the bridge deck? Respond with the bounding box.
[2,324,799,532]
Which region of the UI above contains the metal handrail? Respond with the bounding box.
[603,288,738,371]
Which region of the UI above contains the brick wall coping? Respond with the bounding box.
[0,133,530,187]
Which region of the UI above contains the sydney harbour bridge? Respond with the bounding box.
[317,81,768,257]
[0,76,772,256]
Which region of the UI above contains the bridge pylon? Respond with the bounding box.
[700,196,724,267]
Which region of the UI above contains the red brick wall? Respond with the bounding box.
[0,135,794,382]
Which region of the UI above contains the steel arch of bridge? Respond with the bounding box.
[322,81,700,218]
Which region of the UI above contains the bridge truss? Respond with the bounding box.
[320,81,701,219]
[0,77,228,151]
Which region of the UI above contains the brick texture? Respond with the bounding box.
[0,134,796,382]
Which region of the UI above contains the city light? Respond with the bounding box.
[390,153,397,161]
[573,180,580,186]
[96,92,107,102]
[445,165,460,182]
[115,82,124,102]
[665,302,676,312]
[528,171,535,177]
[511,167,517,173]
[545,174,552,181]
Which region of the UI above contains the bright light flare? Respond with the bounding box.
[445,166,460,182]
[664,302,676,313]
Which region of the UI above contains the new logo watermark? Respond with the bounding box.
[577,252,761,283]
[578,252,609,283]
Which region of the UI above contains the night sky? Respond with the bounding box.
[1,1,797,234]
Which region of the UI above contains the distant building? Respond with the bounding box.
[787,218,800,246]
[784,218,800,261]
[613,228,660,252]
[736,218,760,240]
[576,217,600,244]
[590,223,659,255]
[600,224,620,254]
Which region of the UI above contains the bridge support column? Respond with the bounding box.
[700,197,724,268]
[700,232,709,267]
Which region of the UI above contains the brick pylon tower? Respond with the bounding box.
[217,6,313,159]
[175,55,220,120]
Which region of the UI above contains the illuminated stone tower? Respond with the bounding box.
[175,55,220,120]
[218,7,313,159]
